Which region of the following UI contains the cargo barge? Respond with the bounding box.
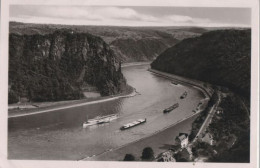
[120,118,146,130]
[163,103,179,113]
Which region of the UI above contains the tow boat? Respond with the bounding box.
[171,81,178,85]
[180,91,187,99]
[120,118,146,130]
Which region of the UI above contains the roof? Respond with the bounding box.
[178,134,188,141]
[201,133,213,144]
[175,133,188,142]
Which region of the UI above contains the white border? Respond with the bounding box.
[0,0,259,168]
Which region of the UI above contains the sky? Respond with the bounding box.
[9,5,251,27]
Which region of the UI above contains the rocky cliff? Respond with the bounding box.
[8,30,126,103]
[10,22,206,62]
[151,29,251,98]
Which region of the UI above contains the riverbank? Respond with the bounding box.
[8,62,151,118]
[8,64,209,160]
[148,68,213,99]
[121,61,151,68]
[81,69,213,161]
[8,85,137,118]
[190,90,250,162]
[84,113,200,161]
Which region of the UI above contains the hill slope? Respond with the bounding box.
[10,22,206,62]
[9,30,126,103]
[151,29,251,98]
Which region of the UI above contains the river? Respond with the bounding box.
[8,64,204,160]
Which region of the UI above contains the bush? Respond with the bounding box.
[8,90,19,104]
[123,154,135,161]
[141,147,154,161]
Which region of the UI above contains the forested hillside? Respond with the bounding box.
[10,22,206,62]
[151,29,251,98]
[9,30,126,104]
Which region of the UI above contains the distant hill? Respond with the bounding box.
[151,29,251,98]
[10,22,208,62]
[9,30,126,103]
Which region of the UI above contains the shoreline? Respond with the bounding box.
[8,62,151,118]
[8,85,137,118]
[121,61,151,68]
[81,69,213,161]
[148,68,213,99]
[9,64,213,161]
[82,112,201,161]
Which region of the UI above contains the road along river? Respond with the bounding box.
[8,64,205,160]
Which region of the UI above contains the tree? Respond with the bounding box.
[141,147,154,161]
[123,154,135,161]
[8,90,19,104]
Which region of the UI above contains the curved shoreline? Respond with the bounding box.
[8,87,138,119]
[8,62,151,118]
[148,68,213,99]
[81,69,213,161]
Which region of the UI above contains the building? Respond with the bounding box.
[175,133,189,148]
[201,133,215,146]
[157,151,176,162]
[216,107,224,115]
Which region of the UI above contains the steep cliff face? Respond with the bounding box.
[151,29,251,98]
[10,22,205,63]
[8,30,126,103]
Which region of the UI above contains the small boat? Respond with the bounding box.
[83,114,118,128]
[163,103,179,113]
[180,91,187,99]
[171,81,178,85]
[120,118,146,130]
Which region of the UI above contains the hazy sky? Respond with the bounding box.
[10,5,251,27]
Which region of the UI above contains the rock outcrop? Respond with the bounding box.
[8,30,126,103]
[10,22,206,63]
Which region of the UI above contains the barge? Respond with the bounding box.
[163,103,179,113]
[120,118,146,130]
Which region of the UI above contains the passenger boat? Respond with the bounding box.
[163,103,179,113]
[83,114,118,128]
[180,91,187,99]
[120,118,146,130]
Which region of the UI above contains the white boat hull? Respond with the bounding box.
[83,114,118,128]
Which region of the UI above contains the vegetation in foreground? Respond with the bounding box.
[191,89,250,162]
[123,147,155,162]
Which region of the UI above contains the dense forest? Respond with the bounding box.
[151,29,251,99]
[209,93,250,162]
[8,30,126,104]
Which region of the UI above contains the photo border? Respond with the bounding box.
[0,0,258,168]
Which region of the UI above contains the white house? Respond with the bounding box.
[175,133,189,148]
